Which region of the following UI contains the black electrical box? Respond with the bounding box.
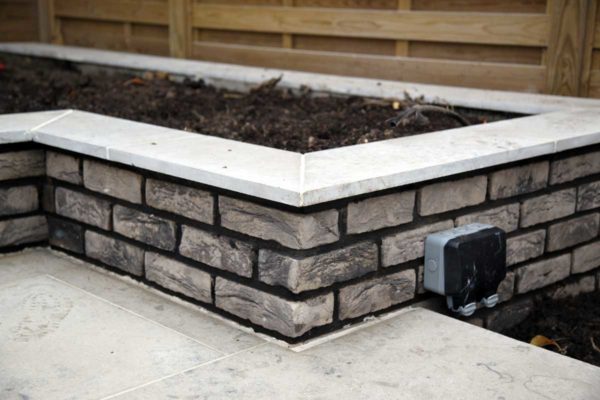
[424,224,507,317]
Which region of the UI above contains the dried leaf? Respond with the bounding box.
[530,335,564,353]
[123,77,145,86]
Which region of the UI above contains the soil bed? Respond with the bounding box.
[502,290,600,367]
[0,55,519,153]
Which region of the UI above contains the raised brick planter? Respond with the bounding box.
[0,44,599,342]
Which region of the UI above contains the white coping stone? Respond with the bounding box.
[0,110,71,144]
[0,44,600,206]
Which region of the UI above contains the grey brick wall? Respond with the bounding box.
[3,144,599,342]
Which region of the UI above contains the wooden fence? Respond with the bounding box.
[1,0,599,98]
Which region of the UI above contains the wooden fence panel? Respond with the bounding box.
[1,0,599,98]
[0,0,38,42]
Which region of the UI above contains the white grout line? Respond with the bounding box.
[28,109,73,132]
[44,273,227,356]
[99,342,268,399]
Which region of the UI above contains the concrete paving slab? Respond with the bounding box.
[0,249,264,354]
[116,309,600,400]
[1,249,599,400]
[0,275,222,400]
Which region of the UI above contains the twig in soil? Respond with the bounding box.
[385,104,470,128]
[591,337,600,353]
[252,75,283,93]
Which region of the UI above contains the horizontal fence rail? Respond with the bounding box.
[0,0,598,98]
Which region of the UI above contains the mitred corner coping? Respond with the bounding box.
[1,44,600,208]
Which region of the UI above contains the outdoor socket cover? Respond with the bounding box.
[424,223,507,317]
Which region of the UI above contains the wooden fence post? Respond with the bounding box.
[545,0,598,96]
[169,0,191,58]
[37,0,57,43]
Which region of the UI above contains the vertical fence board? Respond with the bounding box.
[169,0,190,58]
[545,0,597,96]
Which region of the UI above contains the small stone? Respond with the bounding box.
[346,191,415,234]
[0,185,38,216]
[550,150,600,185]
[55,187,112,230]
[455,203,520,233]
[83,160,142,204]
[48,216,84,253]
[219,196,339,249]
[338,269,416,320]
[46,151,81,184]
[0,215,47,247]
[259,242,378,293]
[546,213,599,252]
[577,180,600,211]
[146,179,213,224]
[179,225,254,278]
[381,220,454,267]
[520,188,576,228]
[506,230,546,266]
[85,231,144,276]
[572,241,600,274]
[0,150,44,181]
[113,205,176,251]
[418,176,487,216]
[215,278,333,337]
[145,252,212,303]
[488,161,549,200]
[515,254,571,293]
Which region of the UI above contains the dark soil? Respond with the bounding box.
[0,55,519,153]
[502,290,600,367]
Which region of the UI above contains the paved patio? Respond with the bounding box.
[1,248,599,399]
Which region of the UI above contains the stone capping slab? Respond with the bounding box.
[1,44,600,207]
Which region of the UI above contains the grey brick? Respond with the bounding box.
[0,215,47,247]
[0,185,38,216]
[179,225,254,278]
[48,217,84,254]
[338,269,416,320]
[347,191,415,234]
[418,176,487,216]
[0,150,44,181]
[572,241,600,274]
[215,278,333,337]
[146,179,213,224]
[549,276,596,300]
[83,160,142,204]
[55,187,111,229]
[455,203,520,233]
[219,196,339,249]
[381,220,454,267]
[259,242,378,293]
[506,230,546,266]
[489,161,549,200]
[85,231,144,276]
[550,150,600,185]
[42,183,55,213]
[486,298,533,332]
[546,213,599,252]
[520,188,576,228]
[516,254,571,294]
[46,151,81,184]
[145,252,212,303]
[497,271,515,303]
[113,205,176,251]
[577,180,600,211]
